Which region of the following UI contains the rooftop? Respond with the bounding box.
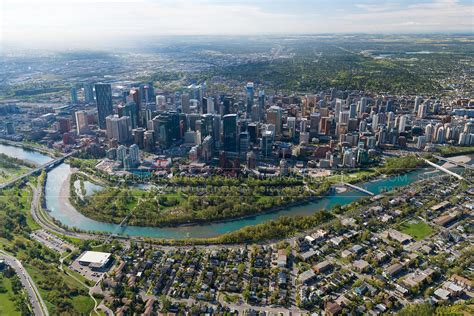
[78,251,112,266]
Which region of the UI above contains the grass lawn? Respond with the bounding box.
[71,295,95,314]
[399,220,434,240]
[0,277,21,316]
[25,264,95,315]
[325,169,377,185]
[0,166,30,185]
[64,266,95,287]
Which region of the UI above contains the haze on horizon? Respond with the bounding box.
[1,0,473,50]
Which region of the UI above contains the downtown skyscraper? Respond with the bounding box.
[95,83,113,129]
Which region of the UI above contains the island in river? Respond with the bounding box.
[69,172,332,227]
[68,155,425,228]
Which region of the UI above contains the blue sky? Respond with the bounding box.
[2,0,473,49]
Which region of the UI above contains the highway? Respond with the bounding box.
[29,184,97,241]
[0,251,49,316]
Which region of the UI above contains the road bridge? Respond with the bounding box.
[0,151,75,190]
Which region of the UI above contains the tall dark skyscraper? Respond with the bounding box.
[128,88,142,127]
[83,83,94,104]
[258,90,265,122]
[152,111,180,148]
[70,87,78,105]
[246,82,254,115]
[118,101,137,128]
[201,114,221,150]
[223,114,238,152]
[223,96,233,115]
[95,83,113,129]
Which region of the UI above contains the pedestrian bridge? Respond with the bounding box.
[339,182,375,196]
[422,158,466,181]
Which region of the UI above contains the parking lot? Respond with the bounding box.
[69,259,107,283]
[30,230,73,254]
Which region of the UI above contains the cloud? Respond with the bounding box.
[1,0,473,49]
[355,3,401,12]
[346,0,474,32]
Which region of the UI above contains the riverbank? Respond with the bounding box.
[68,173,333,228]
[0,139,56,158]
[1,142,470,241]
[30,162,466,245]
[65,155,427,229]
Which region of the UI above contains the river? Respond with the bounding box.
[0,143,466,239]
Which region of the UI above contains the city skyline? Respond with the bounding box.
[0,1,472,312]
[2,0,473,50]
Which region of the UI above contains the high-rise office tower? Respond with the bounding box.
[309,112,321,136]
[261,130,274,157]
[181,93,190,114]
[223,96,233,115]
[132,128,145,149]
[138,84,152,104]
[156,95,166,110]
[258,90,265,122]
[386,99,394,113]
[118,101,137,129]
[335,98,343,118]
[106,115,131,144]
[349,103,357,118]
[70,87,78,105]
[246,82,254,116]
[267,106,282,136]
[83,83,94,104]
[358,97,367,115]
[152,111,180,148]
[200,114,220,150]
[95,83,113,129]
[144,131,155,152]
[239,131,250,156]
[140,83,154,103]
[372,113,379,131]
[206,97,214,114]
[359,120,367,132]
[223,114,238,153]
[75,110,89,135]
[300,118,309,133]
[287,117,296,138]
[128,88,142,125]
